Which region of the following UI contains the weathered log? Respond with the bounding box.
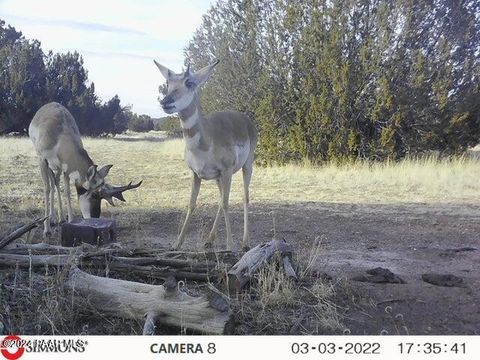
[227,239,296,293]
[97,261,215,282]
[0,217,47,250]
[108,256,218,271]
[0,253,74,268]
[1,242,96,255]
[0,253,218,282]
[143,312,159,335]
[2,243,235,267]
[65,267,232,334]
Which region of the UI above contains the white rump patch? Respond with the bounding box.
[233,141,250,172]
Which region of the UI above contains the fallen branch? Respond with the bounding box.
[1,242,96,255]
[0,253,73,268]
[65,267,232,334]
[0,217,48,250]
[0,252,218,282]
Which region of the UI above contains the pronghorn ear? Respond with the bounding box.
[97,164,113,179]
[193,59,219,86]
[87,165,97,181]
[154,60,173,80]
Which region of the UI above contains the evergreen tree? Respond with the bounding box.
[183,0,480,163]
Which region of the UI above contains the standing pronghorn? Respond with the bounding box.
[154,60,257,251]
[29,102,141,237]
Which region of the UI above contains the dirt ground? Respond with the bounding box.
[1,136,479,335]
[108,200,480,335]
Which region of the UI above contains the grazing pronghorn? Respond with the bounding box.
[29,102,141,237]
[154,59,257,251]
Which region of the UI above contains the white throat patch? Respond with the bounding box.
[185,132,201,149]
[182,108,199,129]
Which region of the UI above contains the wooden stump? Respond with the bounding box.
[227,239,296,293]
[61,218,116,247]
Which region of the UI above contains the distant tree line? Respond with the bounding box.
[0,20,153,135]
[184,0,480,163]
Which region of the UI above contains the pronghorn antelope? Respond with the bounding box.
[29,102,141,236]
[154,59,257,251]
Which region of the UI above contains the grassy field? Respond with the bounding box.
[1,135,480,228]
[2,133,480,248]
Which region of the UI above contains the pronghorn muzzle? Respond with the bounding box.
[160,95,175,111]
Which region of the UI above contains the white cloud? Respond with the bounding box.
[0,0,213,117]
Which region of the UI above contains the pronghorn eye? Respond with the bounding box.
[185,79,195,89]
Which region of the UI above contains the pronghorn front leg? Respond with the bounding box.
[39,159,52,237]
[48,169,56,224]
[63,173,73,222]
[241,163,253,251]
[173,172,201,250]
[205,179,223,249]
[220,170,233,251]
[53,170,64,222]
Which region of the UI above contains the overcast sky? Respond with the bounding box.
[0,0,213,117]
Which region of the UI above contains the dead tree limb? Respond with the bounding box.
[95,261,215,282]
[1,242,96,255]
[0,253,74,268]
[65,267,231,334]
[227,239,296,293]
[105,256,218,271]
[0,217,47,250]
[0,253,218,282]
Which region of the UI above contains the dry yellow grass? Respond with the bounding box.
[0,138,480,214]
[2,133,479,238]
[1,135,480,220]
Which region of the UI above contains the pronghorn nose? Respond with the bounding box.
[161,95,174,106]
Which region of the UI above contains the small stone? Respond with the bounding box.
[421,273,464,287]
[352,267,406,284]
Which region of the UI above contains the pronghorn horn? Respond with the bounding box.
[101,181,143,205]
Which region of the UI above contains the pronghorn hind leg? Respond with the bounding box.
[205,179,223,249]
[173,172,201,250]
[241,162,253,251]
[39,159,52,237]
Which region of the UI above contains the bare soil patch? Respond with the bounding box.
[110,201,479,335]
[1,201,479,335]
